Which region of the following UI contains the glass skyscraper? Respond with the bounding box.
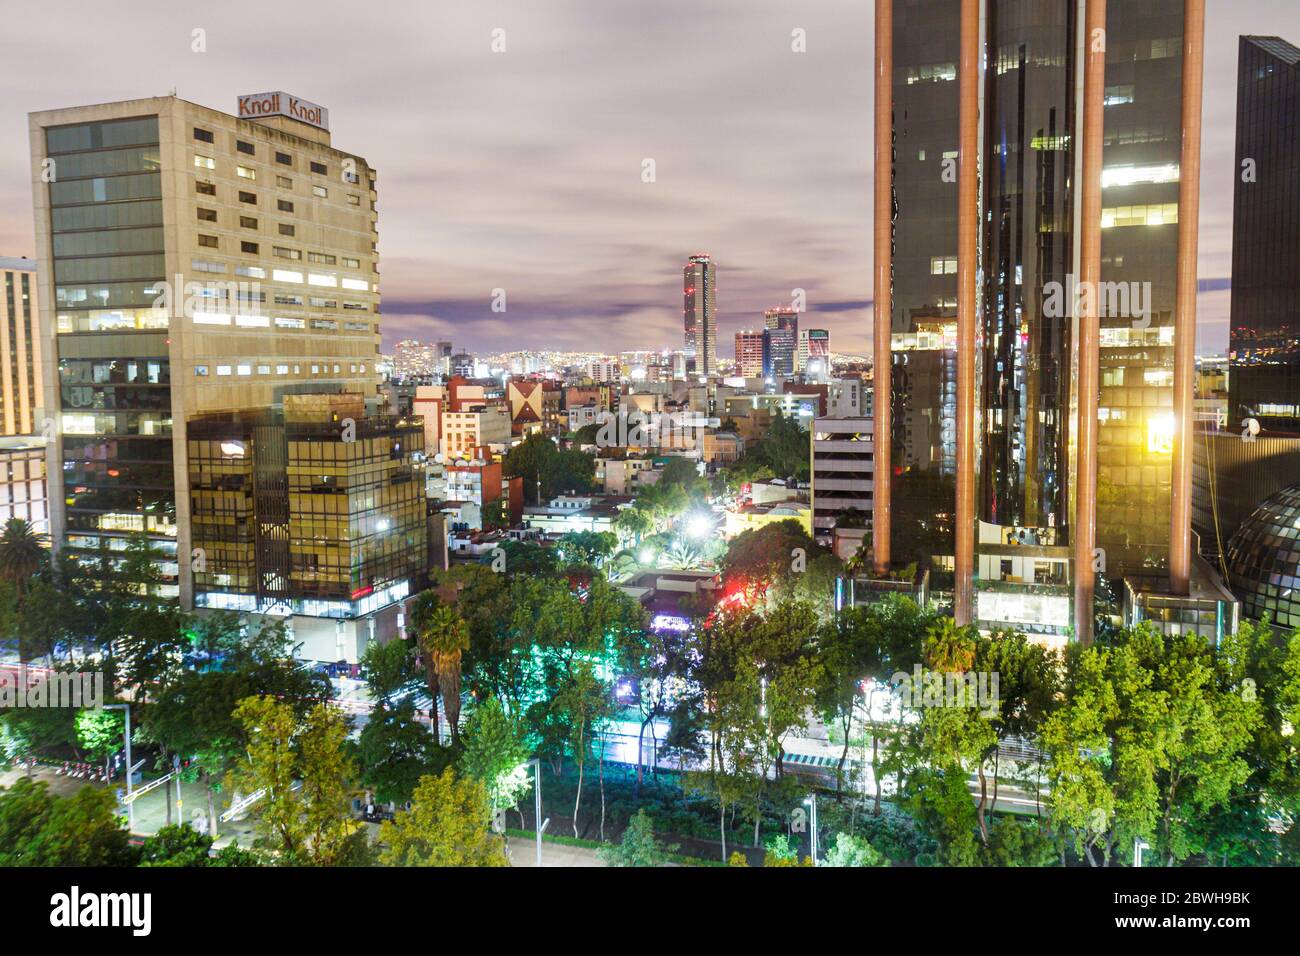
[1229,36,1300,433]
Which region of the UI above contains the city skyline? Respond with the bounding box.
[1,0,1297,357]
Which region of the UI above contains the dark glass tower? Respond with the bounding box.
[981,0,1076,536]
[888,0,962,565]
[882,0,1199,627]
[1229,36,1300,433]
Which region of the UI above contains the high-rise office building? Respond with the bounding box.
[683,254,716,377]
[764,307,798,334]
[30,94,380,605]
[798,328,830,376]
[762,326,796,378]
[873,1,1218,643]
[734,330,764,377]
[1229,36,1300,432]
[0,257,42,437]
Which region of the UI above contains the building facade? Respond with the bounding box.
[187,393,426,659]
[874,0,1214,642]
[29,94,380,606]
[0,257,41,437]
[1228,36,1300,433]
[683,254,717,377]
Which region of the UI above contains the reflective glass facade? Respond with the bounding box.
[1229,36,1300,433]
[46,116,177,593]
[188,403,427,616]
[1224,482,1300,629]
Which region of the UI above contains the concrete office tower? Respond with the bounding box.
[734,330,764,378]
[798,328,830,376]
[874,1,1215,644]
[1229,36,1300,433]
[0,257,42,436]
[30,93,380,605]
[683,254,717,377]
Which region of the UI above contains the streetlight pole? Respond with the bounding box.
[804,793,819,866]
[528,759,548,868]
[1134,837,1151,868]
[104,704,133,833]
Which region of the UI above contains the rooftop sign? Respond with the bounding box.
[237,92,329,131]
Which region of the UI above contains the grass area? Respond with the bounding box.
[503,826,726,867]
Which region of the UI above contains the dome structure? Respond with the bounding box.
[1225,482,1300,630]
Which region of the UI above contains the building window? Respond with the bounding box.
[195,181,216,196]
[236,165,256,179]
[1104,84,1134,106]
[342,257,360,268]
[236,140,254,155]
[275,151,292,166]
[276,175,293,188]
[197,207,217,222]
[277,199,294,212]
[240,216,258,229]
[195,365,209,376]
[930,256,958,275]
[193,127,214,143]
[312,185,328,198]
[238,191,257,205]
[347,194,361,206]
[198,234,218,248]
[278,223,295,236]
[241,241,259,254]
[216,365,232,376]
[273,246,301,260]
[308,252,336,265]
[194,155,215,170]
[310,161,327,175]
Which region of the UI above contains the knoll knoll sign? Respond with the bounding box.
[237,92,329,131]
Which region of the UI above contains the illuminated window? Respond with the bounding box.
[194,155,215,169]
[236,165,256,180]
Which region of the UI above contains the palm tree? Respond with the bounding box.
[0,518,47,602]
[412,593,470,745]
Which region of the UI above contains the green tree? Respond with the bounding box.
[599,809,678,866]
[459,696,530,825]
[227,695,365,866]
[0,518,47,609]
[76,707,126,778]
[378,768,508,866]
[411,596,470,745]
[823,832,889,867]
[0,777,135,866]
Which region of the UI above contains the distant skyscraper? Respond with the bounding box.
[0,257,41,436]
[1229,36,1300,433]
[762,326,796,378]
[764,307,798,333]
[798,328,829,375]
[734,330,764,377]
[683,254,717,377]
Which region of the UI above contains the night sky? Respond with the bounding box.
[1,0,1296,356]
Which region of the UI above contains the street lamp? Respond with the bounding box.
[527,759,550,868]
[803,794,819,866]
[103,704,134,833]
[1134,837,1151,868]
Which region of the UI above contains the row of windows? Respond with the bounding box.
[193,127,343,178]
[193,158,357,203]
[193,361,370,377]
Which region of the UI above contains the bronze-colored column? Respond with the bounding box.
[1170,0,1205,595]
[1074,0,1107,645]
[954,0,979,625]
[872,0,893,575]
